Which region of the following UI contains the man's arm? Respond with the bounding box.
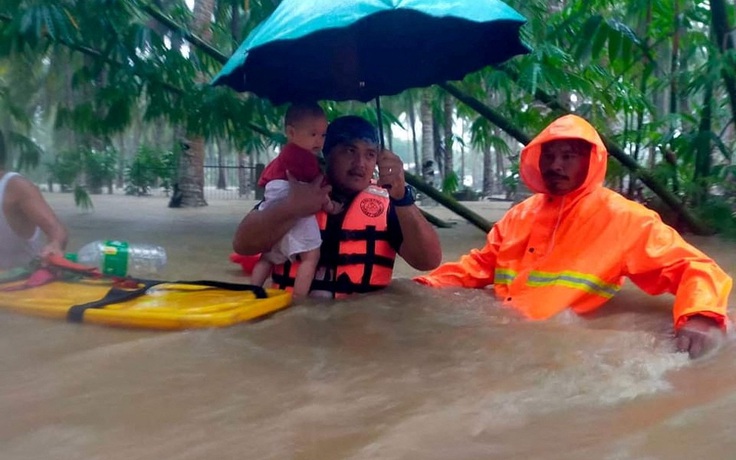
[376,149,440,270]
[623,212,732,358]
[11,177,68,257]
[233,173,330,255]
[394,204,441,270]
[414,224,501,288]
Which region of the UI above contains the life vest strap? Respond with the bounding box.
[337,254,394,268]
[339,229,391,241]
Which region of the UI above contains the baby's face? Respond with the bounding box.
[287,116,328,155]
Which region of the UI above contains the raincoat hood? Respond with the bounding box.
[520,115,608,195]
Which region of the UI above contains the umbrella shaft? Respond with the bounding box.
[375,97,385,149]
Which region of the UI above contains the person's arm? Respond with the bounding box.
[11,177,68,257]
[232,172,330,255]
[394,204,441,270]
[414,224,501,288]
[377,149,440,270]
[622,212,732,358]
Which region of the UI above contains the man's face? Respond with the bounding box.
[326,139,378,194]
[286,115,328,155]
[539,139,591,195]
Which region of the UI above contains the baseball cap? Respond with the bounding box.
[323,116,378,156]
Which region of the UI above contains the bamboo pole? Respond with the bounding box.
[406,173,493,233]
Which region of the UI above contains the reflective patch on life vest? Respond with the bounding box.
[526,270,620,298]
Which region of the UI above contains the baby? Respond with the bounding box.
[250,103,340,298]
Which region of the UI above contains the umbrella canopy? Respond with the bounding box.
[211,0,529,105]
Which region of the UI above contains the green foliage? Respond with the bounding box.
[83,146,117,193]
[6,131,43,171]
[124,144,175,196]
[73,183,93,210]
[47,149,81,191]
[693,197,736,239]
[502,160,521,199]
[441,170,460,194]
[47,146,117,194]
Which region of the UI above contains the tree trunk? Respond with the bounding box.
[249,148,256,195]
[230,1,242,43]
[709,0,736,127]
[238,150,248,197]
[216,140,227,190]
[176,136,207,207]
[433,118,443,180]
[443,94,454,178]
[482,144,493,196]
[694,81,714,205]
[408,95,420,176]
[459,124,465,184]
[670,0,681,116]
[175,0,214,207]
[495,140,506,195]
[420,90,435,187]
[116,132,127,190]
[630,0,653,198]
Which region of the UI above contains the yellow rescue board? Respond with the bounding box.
[0,279,292,330]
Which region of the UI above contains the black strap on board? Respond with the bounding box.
[66,279,268,323]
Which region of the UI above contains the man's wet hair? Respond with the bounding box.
[284,102,325,128]
[323,115,378,157]
[541,138,592,155]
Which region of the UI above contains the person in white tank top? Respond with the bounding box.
[0,164,68,270]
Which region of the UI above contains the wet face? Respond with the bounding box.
[325,139,379,195]
[286,115,328,155]
[539,139,592,195]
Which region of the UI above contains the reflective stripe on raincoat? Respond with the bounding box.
[415,114,732,329]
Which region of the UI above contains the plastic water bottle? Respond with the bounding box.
[75,240,167,277]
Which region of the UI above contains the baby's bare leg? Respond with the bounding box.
[250,256,273,287]
[293,248,320,298]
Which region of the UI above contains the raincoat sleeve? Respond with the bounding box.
[621,213,732,329]
[413,222,502,288]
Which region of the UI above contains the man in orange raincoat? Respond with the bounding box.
[415,114,732,359]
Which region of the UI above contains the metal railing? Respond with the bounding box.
[200,163,264,200]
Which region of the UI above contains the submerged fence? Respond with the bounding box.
[200,163,265,200]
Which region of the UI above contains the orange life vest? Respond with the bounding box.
[271,186,396,298]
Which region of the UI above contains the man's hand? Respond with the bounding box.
[675,315,726,359]
[377,149,406,200]
[285,171,331,217]
[322,199,344,215]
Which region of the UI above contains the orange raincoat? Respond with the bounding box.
[415,115,732,329]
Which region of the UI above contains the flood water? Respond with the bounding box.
[2,193,736,460]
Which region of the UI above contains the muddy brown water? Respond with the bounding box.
[2,193,736,460]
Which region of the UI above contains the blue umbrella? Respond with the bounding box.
[212,0,529,141]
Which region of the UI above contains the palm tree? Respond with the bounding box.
[420,89,435,187]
